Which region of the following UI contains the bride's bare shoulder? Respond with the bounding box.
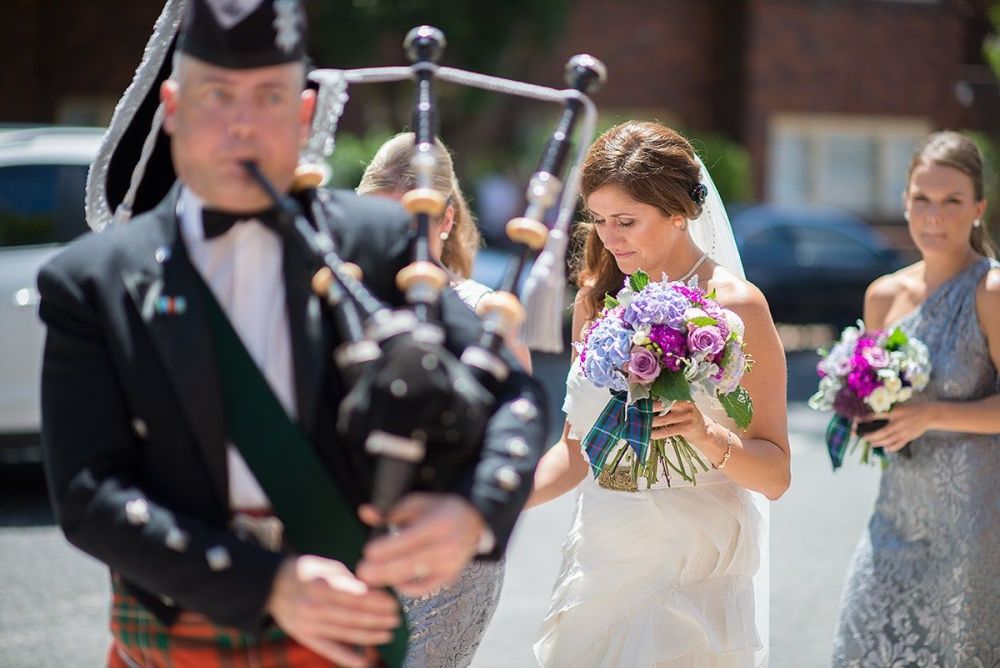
[706,265,769,317]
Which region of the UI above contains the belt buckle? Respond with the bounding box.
[230,512,284,552]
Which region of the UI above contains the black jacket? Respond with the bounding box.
[38,184,547,632]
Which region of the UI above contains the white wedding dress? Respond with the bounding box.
[533,157,769,667]
[533,359,769,667]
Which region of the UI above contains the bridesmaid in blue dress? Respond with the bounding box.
[832,132,1000,666]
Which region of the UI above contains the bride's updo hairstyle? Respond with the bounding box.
[906,131,996,259]
[575,121,705,321]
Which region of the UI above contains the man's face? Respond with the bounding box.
[161,55,315,212]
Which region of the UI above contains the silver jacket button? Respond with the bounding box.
[206,546,232,572]
[164,527,190,553]
[125,498,150,526]
[131,418,149,440]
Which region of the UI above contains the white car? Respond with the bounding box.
[0,127,103,464]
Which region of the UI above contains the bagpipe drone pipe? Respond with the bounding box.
[245,25,605,516]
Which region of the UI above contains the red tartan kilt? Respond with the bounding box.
[108,576,342,668]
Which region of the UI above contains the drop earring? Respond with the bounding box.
[974,219,982,228]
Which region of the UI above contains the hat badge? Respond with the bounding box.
[273,0,302,53]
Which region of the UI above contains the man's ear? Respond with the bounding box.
[161,80,179,135]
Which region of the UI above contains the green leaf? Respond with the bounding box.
[718,386,754,430]
[651,370,692,402]
[689,316,718,327]
[604,294,620,309]
[629,270,649,293]
[885,327,909,351]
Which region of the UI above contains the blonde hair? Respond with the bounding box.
[357,132,482,278]
[907,131,996,259]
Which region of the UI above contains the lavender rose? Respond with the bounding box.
[688,325,726,356]
[862,346,890,369]
[628,347,660,383]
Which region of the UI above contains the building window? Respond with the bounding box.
[767,114,931,218]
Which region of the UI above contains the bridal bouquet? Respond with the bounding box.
[808,322,930,468]
[578,270,754,487]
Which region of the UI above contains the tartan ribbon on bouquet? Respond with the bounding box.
[581,391,655,476]
[826,414,886,470]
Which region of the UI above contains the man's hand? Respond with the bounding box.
[267,555,401,668]
[356,492,486,597]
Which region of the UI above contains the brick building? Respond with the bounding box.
[542,0,997,220]
[1,0,995,219]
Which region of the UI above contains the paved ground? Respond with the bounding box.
[474,403,881,668]
[0,350,883,667]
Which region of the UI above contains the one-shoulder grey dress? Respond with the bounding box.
[832,257,1000,667]
[400,277,505,668]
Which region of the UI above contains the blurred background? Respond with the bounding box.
[1,1,999,666]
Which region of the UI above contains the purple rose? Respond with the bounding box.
[688,325,726,356]
[628,347,660,383]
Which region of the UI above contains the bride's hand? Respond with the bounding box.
[651,400,713,447]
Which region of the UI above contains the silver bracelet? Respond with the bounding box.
[713,430,734,470]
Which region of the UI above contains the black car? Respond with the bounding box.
[732,204,905,327]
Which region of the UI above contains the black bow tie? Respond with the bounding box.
[201,206,282,240]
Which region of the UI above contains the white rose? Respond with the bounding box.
[881,373,902,395]
[909,371,930,390]
[808,376,840,410]
[723,310,746,338]
[897,387,913,403]
[866,387,893,414]
[841,325,861,344]
[684,307,708,322]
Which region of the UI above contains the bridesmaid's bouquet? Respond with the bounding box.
[808,322,930,468]
[577,270,754,488]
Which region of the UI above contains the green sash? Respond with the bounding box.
[198,279,408,666]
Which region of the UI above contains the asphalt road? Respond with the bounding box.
[0,350,881,667]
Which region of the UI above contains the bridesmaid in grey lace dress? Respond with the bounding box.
[832,132,1000,666]
[358,133,531,666]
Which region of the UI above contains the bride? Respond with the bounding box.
[528,121,790,667]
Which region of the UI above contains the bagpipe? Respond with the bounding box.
[84,4,603,522]
[242,26,606,515]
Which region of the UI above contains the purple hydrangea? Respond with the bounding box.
[581,314,632,391]
[623,283,690,330]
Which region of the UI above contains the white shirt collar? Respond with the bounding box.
[178,186,207,244]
